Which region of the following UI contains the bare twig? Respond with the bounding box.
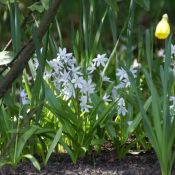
[3,39,12,51]
[0,0,62,98]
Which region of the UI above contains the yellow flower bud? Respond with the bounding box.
[155,14,170,39]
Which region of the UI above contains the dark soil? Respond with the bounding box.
[1,150,175,175]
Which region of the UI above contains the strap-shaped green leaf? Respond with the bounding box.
[44,125,62,165]
[23,154,41,171]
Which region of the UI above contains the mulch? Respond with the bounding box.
[1,150,175,175]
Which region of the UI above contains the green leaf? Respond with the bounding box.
[0,51,14,65]
[31,27,48,108]
[0,162,6,168]
[23,154,41,171]
[16,126,38,160]
[59,139,77,163]
[134,0,150,11]
[93,101,116,129]
[0,0,15,5]
[0,105,11,136]
[91,138,106,146]
[91,9,107,60]
[104,0,119,14]
[143,68,162,145]
[127,96,152,133]
[130,72,160,155]
[44,83,77,123]
[44,125,62,165]
[9,2,21,53]
[106,121,117,139]
[0,159,10,168]
[28,2,44,13]
[145,30,153,74]
[41,0,50,10]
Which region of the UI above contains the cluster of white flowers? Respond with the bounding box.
[111,87,127,116]
[47,48,110,113]
[114,66,137,116]
[117,97,127,116]
[116,66,137,89]
[33,56,52,80]
[31,47,138,116]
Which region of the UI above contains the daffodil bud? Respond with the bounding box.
[155,14,170,39]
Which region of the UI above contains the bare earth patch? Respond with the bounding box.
[1,150,175,175]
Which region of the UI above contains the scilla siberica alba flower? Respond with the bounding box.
[155,14,170,39]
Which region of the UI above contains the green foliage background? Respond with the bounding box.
[0,1,175,175]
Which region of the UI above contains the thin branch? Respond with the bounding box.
[3,39,12,51]
[0,0,62,98]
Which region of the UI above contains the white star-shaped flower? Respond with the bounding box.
[103,94,112,102]
[116,68,128,80]
[62,82,75,100]
[47,58,63,73]
[80,79,95,95]
[80,95,93,113]
[71,75,84,89]
[92,54,108,67]
[57,47,72,60]
[60,69,70,84]
[100,72,112,82]
[87,63,96,74]
[68,65,82,77]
